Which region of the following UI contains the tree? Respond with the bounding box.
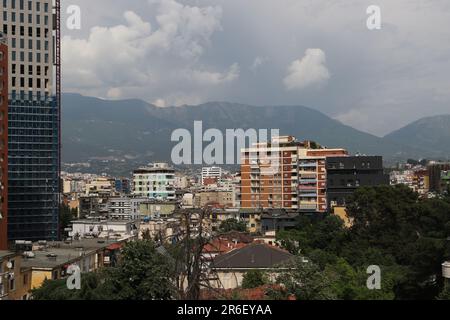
[103,240,176,300]
[242,270,268,289]
[32,240,176,300]
[32,272,111,300]
[59,203,77,239]
[219,218,247,233]
[275,256,336,300]
[344,185,450,299]
[275,185,450,300]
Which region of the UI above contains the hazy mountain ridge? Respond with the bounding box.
[384,115,450,159]
[62,93,444,168]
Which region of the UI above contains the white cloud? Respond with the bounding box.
[284,48,330,90]
[62,0,237,105]
[63,0,450,135]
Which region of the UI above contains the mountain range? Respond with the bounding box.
[62,93,450,172]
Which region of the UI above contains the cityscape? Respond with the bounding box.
[0,0,450,309]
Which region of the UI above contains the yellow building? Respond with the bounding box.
[0,251,32,300]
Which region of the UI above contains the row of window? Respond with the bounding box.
[10,50,50,64]
[3,24,51,38]
[10,37,50,51]
[9,90,52,99]
[3,0,50,13]
[3,11,50,25]
[11,76,49,89]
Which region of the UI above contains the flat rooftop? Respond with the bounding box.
[20,238,126,270]
[0,250,15,260]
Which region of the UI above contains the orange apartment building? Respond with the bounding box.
[0,34,7,250]
[240,136,347,212]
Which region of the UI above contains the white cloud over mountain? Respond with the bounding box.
[62,0,450,135]
[284,49,330,90]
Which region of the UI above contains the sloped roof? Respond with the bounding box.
[211,243,293,269]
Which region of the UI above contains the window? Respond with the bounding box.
[9,278,15,291]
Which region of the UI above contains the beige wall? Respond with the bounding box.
[1,254,32,300]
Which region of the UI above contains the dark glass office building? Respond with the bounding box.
[325,156,389,209]
[7,96,59,240]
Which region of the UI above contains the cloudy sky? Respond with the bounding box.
[61,0,450,136]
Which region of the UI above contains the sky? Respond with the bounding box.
[61,0,450,136]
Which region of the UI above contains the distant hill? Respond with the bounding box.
[383,115,450,160]
[61,93,432,171]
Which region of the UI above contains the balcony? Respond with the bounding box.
[299,162,317,168]
[299,203,317,210]
[299,193,317,198]
[299,179,317,184]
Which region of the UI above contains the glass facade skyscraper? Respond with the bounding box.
[1,0,60,241]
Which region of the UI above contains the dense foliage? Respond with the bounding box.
[276,185,450,300]
[32,240,176,300]
[242,270,268,289]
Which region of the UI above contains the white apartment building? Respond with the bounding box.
[201,166,222,185]
[107,196,147,220]
[132,163,176,200]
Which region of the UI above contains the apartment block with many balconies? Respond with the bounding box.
[240,136,347,213]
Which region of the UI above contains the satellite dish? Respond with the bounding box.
[6,261,13,269]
